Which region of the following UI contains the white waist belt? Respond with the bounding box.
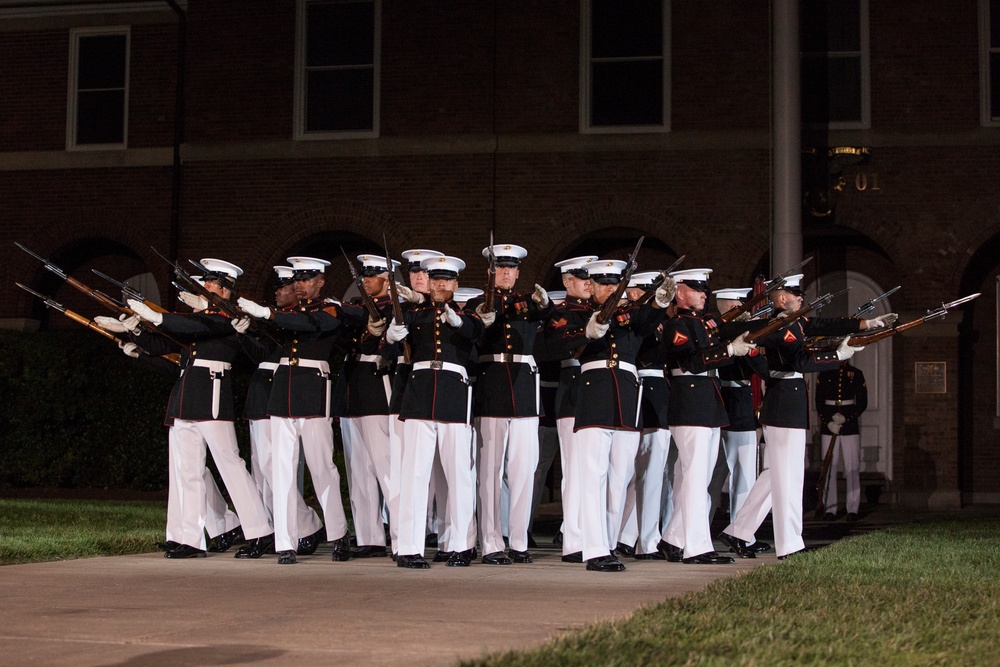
[721,380,749,388]
[257,361,279,372]
[191,359,231,419]
[397,355,409,365]
[580,360,637,378]
[279,357,330,372]
[824,399,856,406]
[411,360,469,381]
[192,359,232,372]
[638,369,665,378]
[560,359,581,368]
[357,354,382,363]
[479,353,536,368]
[670,369,708,377]
[770,371,803,379]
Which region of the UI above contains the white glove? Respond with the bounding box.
[396,284,424,304]
[178,290,209,311]
[441,303,462,328]
[532,284,549,308]
[94,315,127,333]
[836,336,864,361]
[726,331,756,357]
[827,421,842,435]
[237,296,272,320]
[734,310,752,322]
[832,412,846,425]
[386,322,409,344]
[475,303,496,327]
[863,313,898,330]
[368,317,387,337]
[654,276,676,308]
[585,311,609,340]
[118,340,139,358]
[231,317,250,334]
[126,299,162,326]
[119,313,142,334]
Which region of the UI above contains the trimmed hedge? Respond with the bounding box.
[0,330,178,491]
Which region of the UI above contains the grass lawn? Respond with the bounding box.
[0,498,164,565]
[463,518,1000,667]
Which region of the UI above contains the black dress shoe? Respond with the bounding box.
[481,551,512,565]
[751,540,772,553]
[823,512,837,521]
[397,554,431,569]
[208,526,245,553]
[433,550,453,562]
[350,545,388,558]
[615,542,636,558]
[586,555,626,572]
[552,530,563,547]
[527,533,538,549]
[509,549,533,563]
[719,532,756,559]
[164,544,206,559]
[656,540,683,562]
[561,551,583,563]
[234,533,275,559]
[296,526,325,556]
[331,536,352,562]
[447,549,475,567]
[682,551,735,564]
[777,547,809,560]
[156,540,180,552]
[634,551,666,560]
[846,512,859,523]
[278,550,298,564]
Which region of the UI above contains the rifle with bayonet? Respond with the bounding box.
[720,257,814,322]
[855,285,901,318]
[15,282,179,365]
[595,236,644,324]
[809,293,982,351]
[382,233,411,363]
[743,287,850,344]
[483,231,497,314]
[630,254,686,307]
[340,247,383,321]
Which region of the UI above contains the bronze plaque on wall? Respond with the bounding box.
[914,362,947,394]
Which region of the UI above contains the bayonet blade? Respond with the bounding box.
[941,292,981,310]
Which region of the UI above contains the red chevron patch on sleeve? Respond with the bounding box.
[783,329,797,343]
[672,331,689,346]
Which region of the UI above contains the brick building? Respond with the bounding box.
[1,0,998,508]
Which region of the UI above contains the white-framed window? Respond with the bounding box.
[580,0,670,134]
[295,0,380,140]
[67,26,130,149]
[800,0,870,129]
[981,0,1000,125]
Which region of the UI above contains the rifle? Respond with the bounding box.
[743,287,850,344]
[91,268,168,314]
[815,432,839,518]
[813,292,982,350]
[630,254,686,307]
[15,282,179,366]
[483,231,497,314]
[16,242,167,315]
[382,233,411,363]
[595,236,644,324]
[855,285,901,318]
[340,247,383,321]
[720,256,814,322]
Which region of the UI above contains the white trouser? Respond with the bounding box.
[662,425,720,558]
[659,434,678,533]
[248,419,321,535]
[557,417,583,555]
[396,419,476,556]
[476,416,540,554]
[342,415,392,547]
[725,425,805,558]
[166,433,239,544]
[619,427,670,555]
[388,413,405,552]
[821,433,861,514]
[270,416,348,553]
[529,424,560,533]
[171,419,271,549]
[708,429,760,521]
[575,427,640,562]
